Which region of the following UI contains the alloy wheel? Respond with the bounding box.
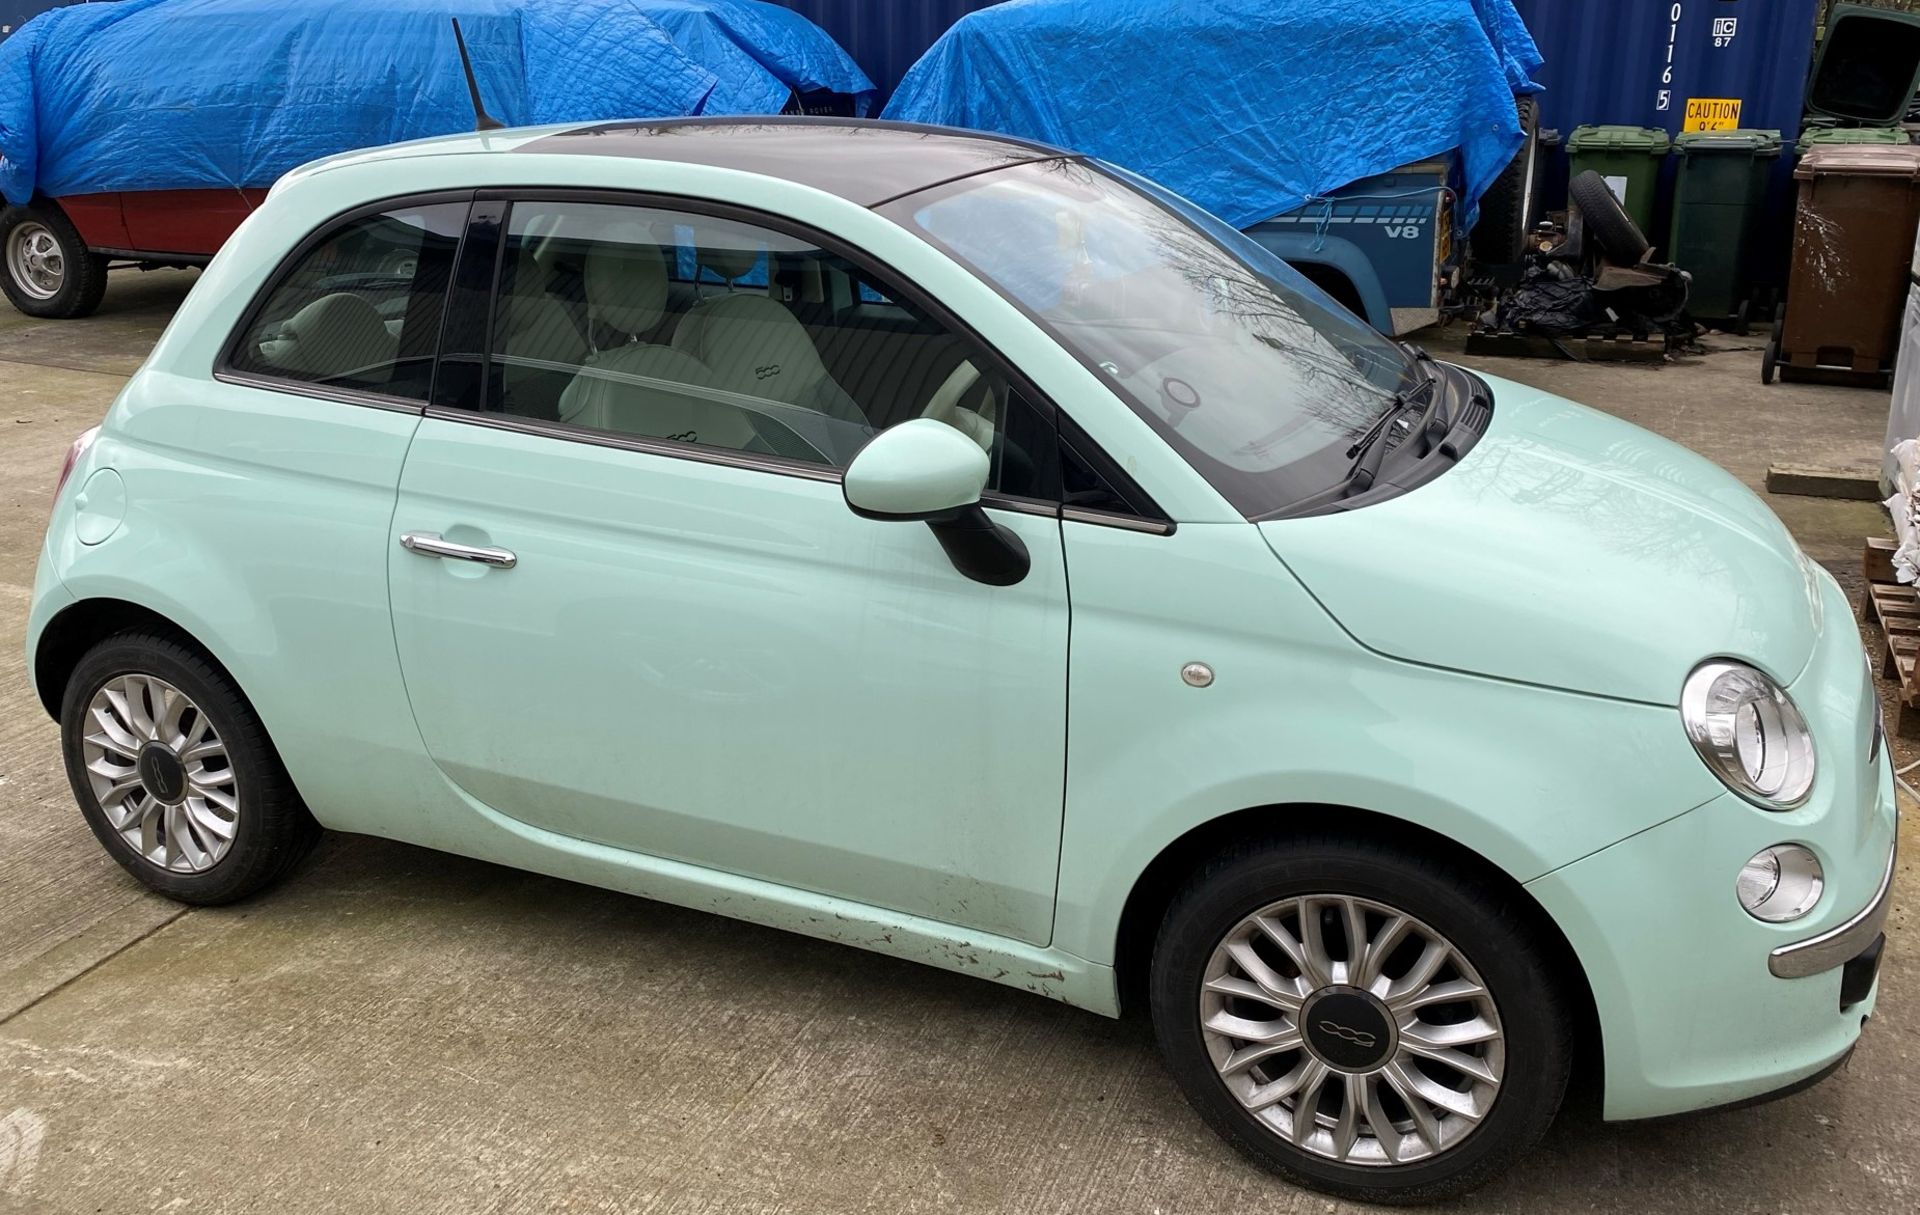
[81,674,240,873]
[1198,894,1505,1167]
[6,221,65,300]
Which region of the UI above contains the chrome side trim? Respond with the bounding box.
[982,493,1060,519]
[1770,838,1897,979]
[212,370,427,415]
[1062,506,1176,536]
[420,409,1072,523]
[422,407,844,483]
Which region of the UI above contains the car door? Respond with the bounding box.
[386,195,1069,945]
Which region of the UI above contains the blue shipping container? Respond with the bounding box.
[1510,0,1818,144]
[768,0,994,108]
[1511,0,1818,241]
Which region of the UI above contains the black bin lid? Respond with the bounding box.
[1807,3,1920,126]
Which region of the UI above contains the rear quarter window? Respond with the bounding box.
[225,201,467,402]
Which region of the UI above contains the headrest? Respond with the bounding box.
[280,292,389,374]
[584,239,668,336]
[698,245,762,284]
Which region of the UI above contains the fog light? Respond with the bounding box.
[1737,845,1825,923]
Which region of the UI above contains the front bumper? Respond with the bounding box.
[1525,561,1899,1120]
[1525,759,1896,1121]
[1771,841,1895,979]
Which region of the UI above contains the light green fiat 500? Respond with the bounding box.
[28,118,1896,1203]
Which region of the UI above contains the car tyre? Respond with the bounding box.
[1567,170,1651,266]
[1149,836,1573,1205]
[60,632,322,904]
[1470,94,1541,265]
[2,201,109,319]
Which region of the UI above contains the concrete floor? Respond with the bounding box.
[0,271,1912,1214]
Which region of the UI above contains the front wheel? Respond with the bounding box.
[1149,838,1573,1205]
[60,632,322,904]
[2,201,108,318]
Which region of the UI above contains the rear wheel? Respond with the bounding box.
[1149,837,1572,1204]
[1,201,108,319]
[60,632,321,904]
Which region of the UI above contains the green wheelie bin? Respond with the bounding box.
[1669,129,1782,331]
[1566,124,1671,235]
[1795,126,1908,155]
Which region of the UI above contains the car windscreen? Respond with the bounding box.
[884,159,1418,519]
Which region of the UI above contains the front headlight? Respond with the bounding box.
[1681,660,1817,809]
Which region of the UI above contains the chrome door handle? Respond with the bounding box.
[400,531,517,569]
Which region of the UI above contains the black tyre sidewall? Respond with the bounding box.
[1,202,108,319]
[60,633,319,904]
[1567,170,1651,265]
[1150,841,1572,1205]
[1471,93,1541,265]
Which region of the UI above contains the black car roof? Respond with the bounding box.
[516,117,1071,207]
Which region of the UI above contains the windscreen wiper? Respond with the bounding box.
[1391,340,1453,437]
[1343,375,1437,498]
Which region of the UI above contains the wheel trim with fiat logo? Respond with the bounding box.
[81,673,241,874]
[1198,894,1505,1167]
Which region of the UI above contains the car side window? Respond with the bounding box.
[227,202,466,401]
[479,199,1055,496]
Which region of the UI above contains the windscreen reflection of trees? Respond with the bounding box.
[1096,169,1394,448]
[919,160,1397,474]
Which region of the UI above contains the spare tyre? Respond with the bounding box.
[1471,94,1542,265]
[1568,170,1652,265]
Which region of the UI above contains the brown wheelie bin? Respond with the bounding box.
[1769,143,1920,386]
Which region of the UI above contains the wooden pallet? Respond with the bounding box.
[1462,327,1670,363]
[1859,537,1920,737]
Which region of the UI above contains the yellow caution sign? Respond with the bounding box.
[1683,98,1743,131]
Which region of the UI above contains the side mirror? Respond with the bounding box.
[844,418,989,518]
[844,419,1030,587]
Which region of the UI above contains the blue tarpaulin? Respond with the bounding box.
[883,0,1542,229]
[0,0,865,205]
[636,0,873,117]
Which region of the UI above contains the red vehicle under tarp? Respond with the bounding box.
[61,189,268,259]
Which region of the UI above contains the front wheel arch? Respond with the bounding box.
[1113,804,1602,1099]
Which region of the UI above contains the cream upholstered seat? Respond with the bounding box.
[494,247,589,418]
[268,292,397,380]
[671,249,865,424]
[557,240,754,451]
